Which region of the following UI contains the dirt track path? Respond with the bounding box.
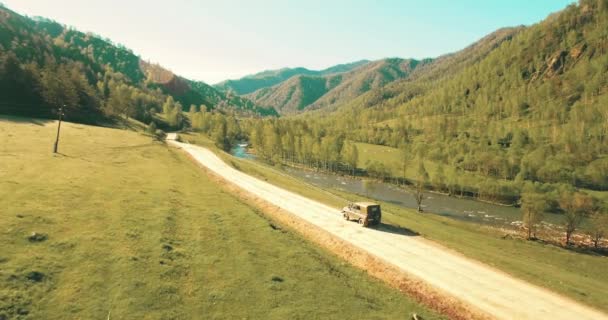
[170,140,608,320]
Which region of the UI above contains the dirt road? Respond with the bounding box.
[170,140,608,320]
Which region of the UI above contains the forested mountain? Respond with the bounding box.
[213,60,370,95]
[231,27,522,116]
[140,61,276,117]
[245,58,427,114]
[0,5,276,125]
[409,27,524,82]
[242,0,608,209]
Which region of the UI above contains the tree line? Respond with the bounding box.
[521,190,607,249]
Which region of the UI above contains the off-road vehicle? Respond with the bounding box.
[341,202,382,227]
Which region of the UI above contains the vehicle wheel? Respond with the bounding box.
[358,219,364,225]
[343,213,349,220]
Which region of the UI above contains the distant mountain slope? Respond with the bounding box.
[0,5,276,123]
[214,60,370,95]
[284,0,608,196]
[407,27,524,83]
[308,58,425,112]
[244,58,427,114]
[304,26,525,118]
[242,75,339,114]
[140,61,277,116]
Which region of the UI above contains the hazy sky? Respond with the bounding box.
[4,0,574,84]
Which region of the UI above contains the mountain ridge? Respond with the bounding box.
[214,60,370,95]
[241,57,429,114]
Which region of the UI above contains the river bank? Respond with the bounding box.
[229,144,601,243]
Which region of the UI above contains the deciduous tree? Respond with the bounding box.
[521,192,546,240]
[587,208,608,249]
[414,160,429,212]
[341,142,358,176]
[559,192,594,246]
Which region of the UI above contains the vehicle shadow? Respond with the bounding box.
[528,237,608,257]
[564,245,608,257]
[373,223,420,237]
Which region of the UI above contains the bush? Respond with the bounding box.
[154,129,166,141]
[146,121,157,134]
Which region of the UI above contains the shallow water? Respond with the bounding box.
[229,143,255,159]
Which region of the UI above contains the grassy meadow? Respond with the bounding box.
[0,117,443,320]
[355,142,500,192]
[180,133,608,312]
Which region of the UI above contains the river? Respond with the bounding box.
[229,143,255,159]
[230,144,566,227]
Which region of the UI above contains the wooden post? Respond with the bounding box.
[53,105,64,153]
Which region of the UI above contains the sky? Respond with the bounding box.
[4,0,575,84]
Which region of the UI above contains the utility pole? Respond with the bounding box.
[53,105,65,153]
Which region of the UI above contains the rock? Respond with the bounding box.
[545,51,567,77]
[570,43,586,59]
[28,232,48,242]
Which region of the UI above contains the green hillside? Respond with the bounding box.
[241,0,608,208]
[245,58,426,114]
[0,117,441,320]
[244,74,340,114]
[214,60,369,95]
[0,5,276,124]
[141,61,277,117]
[219,27,523,116]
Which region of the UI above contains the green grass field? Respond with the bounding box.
[355,141,608,201]
[355,142,401,172]
[0,117,443,320]
[355,141,455,178]
[355,141,486,187]
[181,133,608,312]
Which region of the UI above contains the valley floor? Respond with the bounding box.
[0,117,441,319]
[170,138,608,320]
[181,132,608,316]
